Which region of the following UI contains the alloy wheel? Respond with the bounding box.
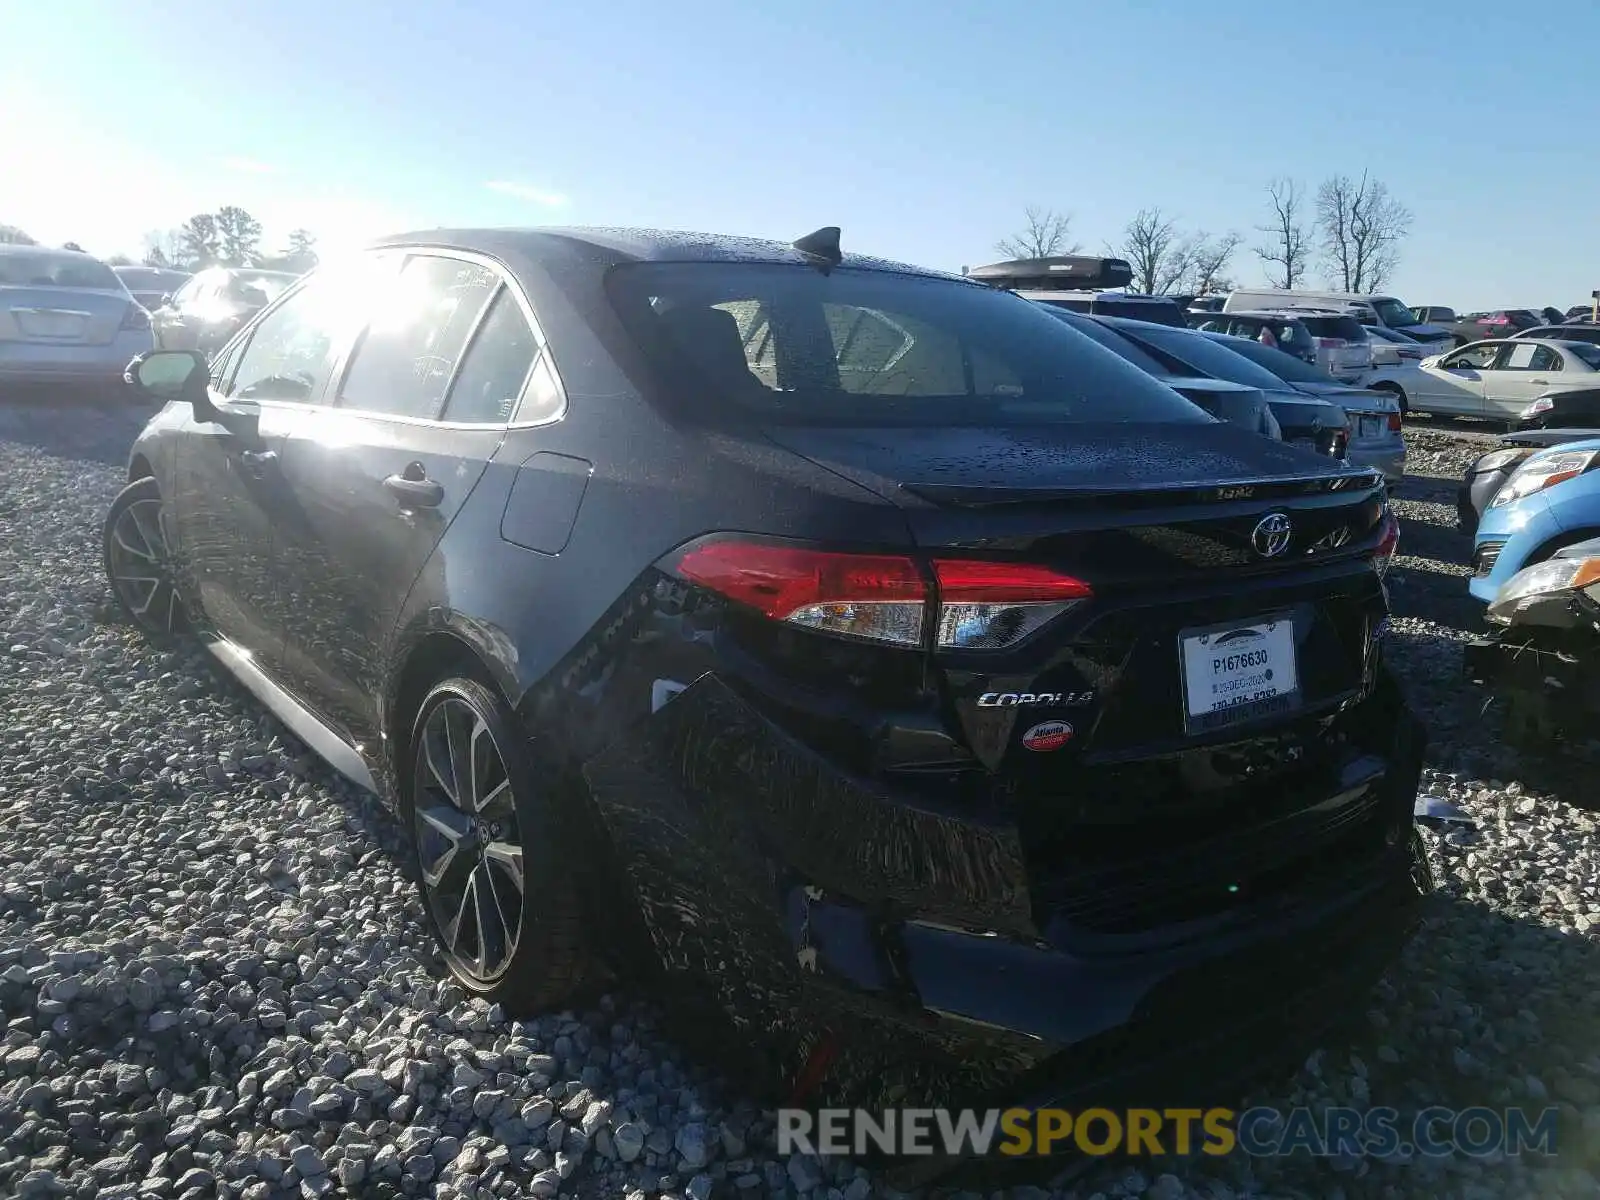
[106,497,183,634]
[412,696,526,983]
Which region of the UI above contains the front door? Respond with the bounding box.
[268,253,542,751]
[1414,341,1504,416]
[167,258,381,672]
[1481,342,1562,420]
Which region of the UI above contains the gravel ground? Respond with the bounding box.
[2,400,1600,1200]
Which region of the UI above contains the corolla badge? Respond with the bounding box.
[1251,512,1293,559]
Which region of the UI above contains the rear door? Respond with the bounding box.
[1481,342,1562,419]
[267,251,543,748]
[1414,341,1504,415]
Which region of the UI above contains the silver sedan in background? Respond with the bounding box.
[0,247,155,388]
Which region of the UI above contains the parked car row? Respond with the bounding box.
[0,248,307,389]
[101,227,1422,1127]
[971,256,1405,484]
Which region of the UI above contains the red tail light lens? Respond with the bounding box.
[673,542,926,645]
[670,540,1092,649]
[1387,411,1403,432]
[121,304,151,331]
[1374,508,1400,575]
[932,559,1093,649]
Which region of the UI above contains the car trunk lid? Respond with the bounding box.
[755,419,1396,939]
[0,286,133,346]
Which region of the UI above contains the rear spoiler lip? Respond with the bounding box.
[899,469,1383,509]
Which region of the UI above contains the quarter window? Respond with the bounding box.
[336,255,498,419]
[441,288,544,424]
[1529,346,1561,372]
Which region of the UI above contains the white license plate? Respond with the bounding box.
[1358,415,1385,438]
[1180,617,1300,731]
[17,310,87,339]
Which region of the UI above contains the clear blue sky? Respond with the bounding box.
[3,1,1594,310]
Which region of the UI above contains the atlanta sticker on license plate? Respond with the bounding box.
[1179,615,1301,733]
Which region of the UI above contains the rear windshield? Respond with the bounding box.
[1296,314,1368,341]
[1090,297,1186,325]
[1113,323,1290,392]
[1566,343,1600,369]
[1371,297,1420,329]
[1207,335,1337,385]
[1538,326,1600,344]
[606,262,1211,427]
[0,252,122,290]
[231,272,295,301]
[1037,306,1178,377]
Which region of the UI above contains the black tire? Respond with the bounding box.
[401,676,592,1011]
[102,476,189,637]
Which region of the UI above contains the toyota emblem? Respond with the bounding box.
[1251,512,1293,558]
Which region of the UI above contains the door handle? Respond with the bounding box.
[236,448,276,478]
[384,472,444,508]
[1529,379,1549,385]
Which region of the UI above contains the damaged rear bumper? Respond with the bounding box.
[581,669,1428,1112]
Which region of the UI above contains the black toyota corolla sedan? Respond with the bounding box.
[106,225,1428,1130]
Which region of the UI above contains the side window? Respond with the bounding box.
[230,260,386,404]
[1441,342,1503,370]
[336,255,497,419]
[1499,343,1538,371]
[441,288,543,424]
[171,276,204,308]
[827,306,916,378]
[714,300,778,387]
[1530,346,1561,372]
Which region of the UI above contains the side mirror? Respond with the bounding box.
[124,349,224,423]
[1419,356,1440,369]
[159,294,174,308]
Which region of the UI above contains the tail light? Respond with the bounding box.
[121,304,151,331]
[1387,411,1403,433]
[669,539,1092,650]
[1373,508,1400,576]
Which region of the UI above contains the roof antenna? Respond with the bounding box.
[793,226,842,273]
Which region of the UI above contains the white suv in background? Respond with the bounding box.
[1224,288,1456,350]
[1237,307,1373,383]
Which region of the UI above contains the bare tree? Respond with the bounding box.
[1186,231,1242,295]
[1254,178,1310,289]
[1316,172,1412,292]
[1114,207,1195,295]
[995,206,1080,259]
[141,229,182,268]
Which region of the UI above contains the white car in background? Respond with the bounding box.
[1364,337,1600,423]
[0,246,155,388]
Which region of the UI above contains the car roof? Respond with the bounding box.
[368,226,963,283]
[1205,310,1311,322]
